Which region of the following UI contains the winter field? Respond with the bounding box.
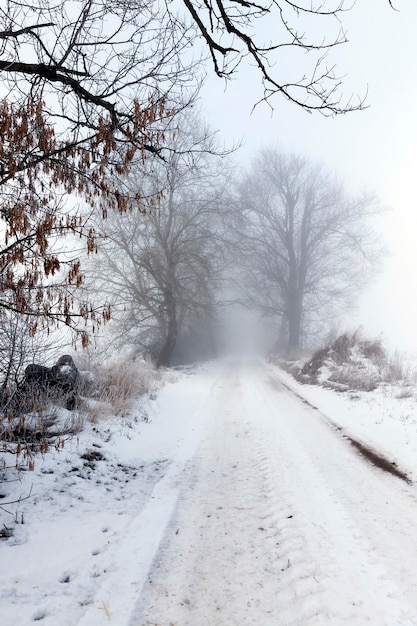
[2,354,417,625]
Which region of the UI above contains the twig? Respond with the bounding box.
[0,483,33,515]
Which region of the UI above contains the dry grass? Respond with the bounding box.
[80,356,163,421]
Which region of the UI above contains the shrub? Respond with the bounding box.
[300,329,389,391]
[79,356,163,420]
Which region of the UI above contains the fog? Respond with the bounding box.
[2,2,415,366]
[199,1,417,354]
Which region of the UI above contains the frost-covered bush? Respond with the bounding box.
[294,330,417,393]
[80,356,163,420]
[299,330,388,391]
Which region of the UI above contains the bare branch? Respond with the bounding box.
[0,22,55,39]
[182,0,364,114]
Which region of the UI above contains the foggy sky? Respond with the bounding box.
[200,1,417,353]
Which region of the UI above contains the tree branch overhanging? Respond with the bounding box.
[181,0,364,115]
[0,0,398,344]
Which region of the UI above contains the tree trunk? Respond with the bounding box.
[287,296,302,355]
[287,275,303,354]
[284,192,303,355]
[156,289,178,367]
[270,314,288,355]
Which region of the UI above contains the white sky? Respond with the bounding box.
[199,1,417,353]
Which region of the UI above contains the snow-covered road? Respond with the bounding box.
[133,359,417,625]
[3,358,417,625]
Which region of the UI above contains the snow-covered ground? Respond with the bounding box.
[1,358,417,625]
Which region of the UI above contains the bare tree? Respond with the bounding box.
[0,0,394,341]
[88,115,229,366]
[0,0,203,343]
[235,148,383,354]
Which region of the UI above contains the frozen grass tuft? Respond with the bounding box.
[283,330,417,393]
[80,356,163,421]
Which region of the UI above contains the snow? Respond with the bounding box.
[277,367,417,483]
[2,358,417,624]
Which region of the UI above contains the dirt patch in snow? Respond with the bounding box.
[346,435,412,484]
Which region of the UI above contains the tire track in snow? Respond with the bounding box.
[241,361,417,625]
[277,375,412,484]
[269,362,417,612]
[78,366,223,626]
[132,360,417,625]
[249,434,324,624]
[134,363,323,625]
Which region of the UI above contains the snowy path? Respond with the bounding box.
[132,360,417,625]
[3,358,417,625]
